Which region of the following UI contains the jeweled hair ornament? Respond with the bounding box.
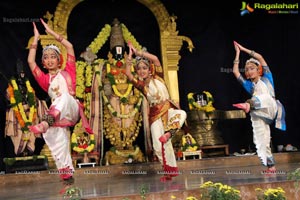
[246,58,260,66]
[42,44,64,66]
[43,44,61,54]
[135,47,150,66]
[245,58,263,76]
[42,44,62,65]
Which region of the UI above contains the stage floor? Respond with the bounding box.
[1,152,299,200]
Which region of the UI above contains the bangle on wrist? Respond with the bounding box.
[233,60,239,64]
[29,44,37,49]
[56,35,64,42]
[250,50,255,57]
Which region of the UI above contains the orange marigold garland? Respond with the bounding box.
[7,78,37,138]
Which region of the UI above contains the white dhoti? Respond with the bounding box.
[46,93,79,174]
[46,73,80,176]
[43,127,74,171]
[51,93,80,125]
[151,108,186,173]
[250,93,277,167]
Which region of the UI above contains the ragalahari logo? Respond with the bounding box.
[240,2,255,16]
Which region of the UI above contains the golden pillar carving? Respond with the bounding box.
[138,0,194,103]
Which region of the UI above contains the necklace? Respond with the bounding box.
[101,90,143,119]
[106,63,133,98]
[7,78,37,139]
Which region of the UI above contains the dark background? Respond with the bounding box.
[1,0,299,170]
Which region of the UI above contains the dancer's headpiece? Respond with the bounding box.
[42,44,63,66]
[135,47,150,67]
[245,58,263,76]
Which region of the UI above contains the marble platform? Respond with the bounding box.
[1,152,300,200]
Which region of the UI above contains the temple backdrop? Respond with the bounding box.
[1,0,299,170]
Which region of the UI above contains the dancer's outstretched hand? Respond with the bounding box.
[32,22,40,40]
[127,41,137,55]
[233,41,240,53]
[40,18,54,35]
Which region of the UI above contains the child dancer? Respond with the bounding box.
[232,41,286,173]
[27,19,92,182]
[125,42,187,182]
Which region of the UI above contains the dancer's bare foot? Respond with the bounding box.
[159,132,171,143]
[233,103,250,113]
[29,121,49,134]
[262,166,277,176]
[59,178,75,195]
[62,176,74,185]
[267,166,276,172]
[160,175,172,182]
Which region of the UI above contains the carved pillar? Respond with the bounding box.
[138,0,194,103]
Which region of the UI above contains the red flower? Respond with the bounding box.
[85,87,92,93]
[110,68,119,75]
[177,151,183,158]
[116,61,123,68]
[78,144,88,149]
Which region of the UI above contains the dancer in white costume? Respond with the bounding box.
[27,19,92,182]
[232,41,286,173]
[125,42,187,182]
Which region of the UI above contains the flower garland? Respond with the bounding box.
[102,58,142,118]
[76,60,94,117]
[88,24,111,54]
[7,78,37,140]
[98,61,143,147]
[187,91,215,113]
[78,22,142,104]
[87,23,142,54]
[76,61,93,98]
[112,84,133,99]
[71,122,95,153]
[106,62,134,99]
[75,23,144,151]
[95,59,143,119]
[72,60,106,154]
[102,90,143,118]
[181,133,198,152]
[101,60,144,148]
[121,23,142,51]
[103,107,143,147]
